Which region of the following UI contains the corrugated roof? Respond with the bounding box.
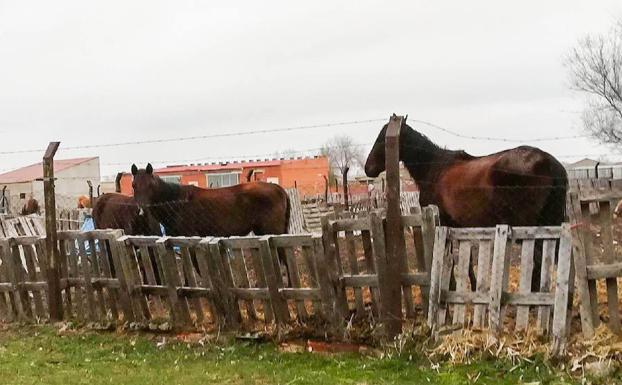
[0,157,98,184]
[156,159,284,174]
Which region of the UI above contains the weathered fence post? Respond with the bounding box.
[342,166,350,210]
[381,114,404,338]
[43,141,62,320]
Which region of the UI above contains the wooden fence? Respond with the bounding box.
[569,191,622,338]
[428,224,573,353]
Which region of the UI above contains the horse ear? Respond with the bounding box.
[146,163,153,175]
[131,164,138,176]
[403,115,408,125]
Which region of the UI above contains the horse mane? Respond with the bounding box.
[400,123,473,181]
[152,176,191,204]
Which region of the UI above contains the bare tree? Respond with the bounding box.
[566,20,622,144]
[321,135,366,208]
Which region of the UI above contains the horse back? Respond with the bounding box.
[436,146,566,226]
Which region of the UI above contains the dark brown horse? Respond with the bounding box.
[131,164,290,237]
[21,197,40,215]
[92,193,161,236]
[365,118,568,289]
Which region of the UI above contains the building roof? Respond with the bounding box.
[156,156,325,174]
[0,157,98,184]
[566,158,598,168]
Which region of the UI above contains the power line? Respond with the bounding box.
[412,119,588,142]
[0,118,385,155]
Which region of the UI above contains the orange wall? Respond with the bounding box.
[118,157,330,196]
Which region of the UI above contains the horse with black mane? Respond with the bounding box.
[131,164,290,237]
[365,116,568,290]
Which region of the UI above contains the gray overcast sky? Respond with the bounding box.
[1,0,621,177]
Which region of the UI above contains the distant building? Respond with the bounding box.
[0,157,100,212]
[564,158,622,179]
[118,156,330,196]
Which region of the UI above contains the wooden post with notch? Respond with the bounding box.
[43,141,62,320]
[380,114,404,338]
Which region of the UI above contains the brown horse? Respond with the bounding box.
[131,164,290,237]
[365,118,568,289]
[21,197,40,215]
[92,193,161,236]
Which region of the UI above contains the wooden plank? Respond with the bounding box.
[568,193,595,338]
[279,288,322,300]
[2,240,27,321]
[400,273,429,286]
[205,239,241,328]
[420,205,438,319]
[427,227,448,331]
[258,237,290,324]
[249,247,273,322]
[66,238,84,321]
[229,288,270,300]
[77,236,99,321]
[193,240,219,324]
[122,243,151,321]
[402,224,417,319]
[300,243,322,315]
[57,239,72,318]
[587,263,622,279]
[488,225,510,333]
[580,201,600,328]
[106,231,135,323]
[442,291,488,305]
[312,235,338,329]
[138,245,164,314]
[341,274,378,287]
[449,228,496,240]
[11,242,32,319]
[598,201,621,334]
[502,292,555,306]
[97,239,119,320]
[383,115,405,338]
[87,237,108,319]
[22,244,45,318]
[231,247,257,320]
[452,241,472,326]
[282,246,308,320]
[552,224,573,354]
[511,227,562,239]
[344,230,364,317]
[473,240,492,329]
[270,235,314,248]
[536,240,556,333]
[179,246,205,323]
[155,239,191,329]
[516,239,536,331]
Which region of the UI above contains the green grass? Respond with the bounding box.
[0,325,585,385]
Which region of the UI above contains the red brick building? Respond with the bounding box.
[119,156,329,196]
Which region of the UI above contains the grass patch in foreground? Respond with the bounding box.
[0,325,589,385]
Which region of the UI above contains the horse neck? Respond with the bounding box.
[400,128,472,188]
[152,179,187,205]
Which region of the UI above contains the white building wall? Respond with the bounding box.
[32,158,100,209]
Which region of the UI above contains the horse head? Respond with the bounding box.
[364,115,409,177]
[131,163,159,208]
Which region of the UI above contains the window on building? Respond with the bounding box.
[160,175,181,184]
[207,173,240,188]
[19,193,26,199]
